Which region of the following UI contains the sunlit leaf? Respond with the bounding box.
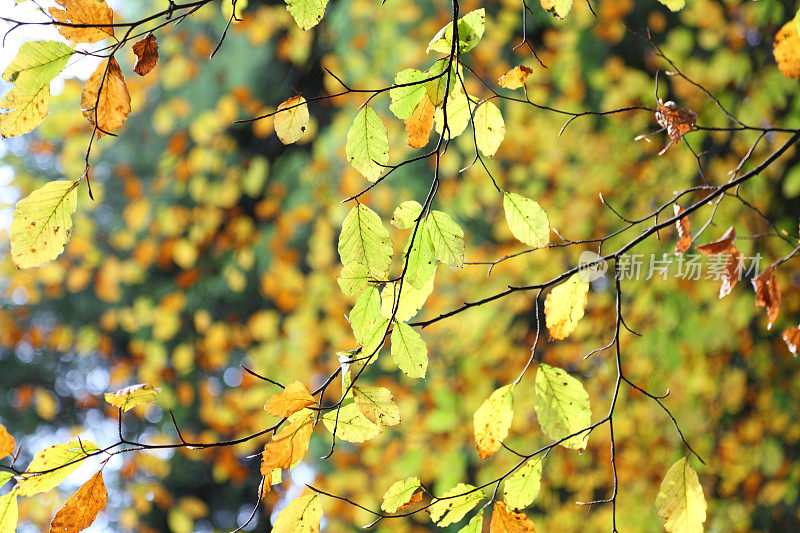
[753,263,781,330]
[3,41,74,89]
[49,470,108,533]
[361,316,390,359]
[322,403,382,443]
[489,501,535,533]
[544,273,589,340]
[783,325,800,356]
[426,9,486,54]
[353,385,401,426]
[349,286,382,343]
[264,381,317,417]
[338,204,392,278]
[0,84,49,138]
[0,424,14,460]
[380,275,435,322]
[17,440,100,496]
[657,0,685,12]
[274,96,309,145]
[286,0,328,30]
[10,180,79,269]
[655,458,707,533]
[534,364,591,451]
[381,477,422,513]
[345,106,389,182]
[425,59,456,107]
[503,457,543,510]
[473,384,514,459]
[261,409,314,471]
[503,192,549,248]
[0,491,17,533]
[81,57,131,134]
[673,204,691,253]
[775,18,800,79]
[391,321,428,379]
[389,69,427,120]
[497,66,533,90]
[429,483,484,527]
[474,101,505,157]
[426,211,465,268]
[695,226,735,256]
[49,0,115,43]
[272,493,322,533]
[132,34,159,76]
[405,94,435,149]
[104,383,160,412]
[337,262,370,296]
[459,512,484,533]
[404,227,436,289]
[391,201,423,230]
[434,83,471,138]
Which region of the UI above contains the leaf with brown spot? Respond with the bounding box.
[81,57,131,135]
[405,93,435,149]
[673,204,691,253]
[0,424,14,459]
[260,408,314,472]
[264,381,316,418]
[490,501,535,533]
[719,247,741,299]
[753,264,781,330]
[132,34,158,76]
[274,96,309,145]
[49,470,107,533]
[695,226,735,256]
[473,385,514,459]
[655,99,697,144]
[49,0,115,44]
[774,19,800,79]
[497,66,533,90]
[782,326,800,356]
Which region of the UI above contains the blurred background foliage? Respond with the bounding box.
[2,0,800,531]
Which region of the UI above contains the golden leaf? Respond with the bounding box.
[260,409,314,471]
[132,34,159,77]
[405,93,435,149]
[497,66,533,90]
[774,18,800,79]
[49,0,115,44]
[490,502,535,533]
[0,424,14,460]
[49,470,107,533]
[264,381,316,418]
[0,84,49,138]
[104,383,160,412]
[544,273,589,340]
[81,57,131,134]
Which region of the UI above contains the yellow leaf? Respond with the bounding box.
[49,0,115,43]
[497,66,533,90]
[49,470,108,533]
[473,384,514,459]
[489,501,535,533]
[274,96,309,144]
[0,84,49,138]
[104,383,160,412]
[405,93,435,149]
[544,273,589,340]
[17,440,100,496]
[272,492,322,533]
[0,424,14,460]
[0,490,17,533]
[656,458,707,533]
[10,180,79,269]
[474,101,505,157]
[264,381,316,417]
[353,385,401,427]
[81,57,131,134]
[260,409,314,471]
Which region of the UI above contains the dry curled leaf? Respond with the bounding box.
[782,326,800,356]
[81,57,131,134]
[656,99,697,144]
[132,34,158,76]
[498,66,533,90]
[753,264,781,330]
[673,204,691,253]
[719,247,741,299]
[490,501,535,533]
[49,0,115,44]
[695,226,735,256]
[49,470,107,533]
[264,381,316,417]
[774,18,800,79]
[405,93,435,148]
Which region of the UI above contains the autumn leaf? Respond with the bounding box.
[132,34,159,76]
[389,69,427,120]
[498,66,533,90]
[426,9,486,55]
[426,210,465,268]
[535,364,591,451]
[503,457,543,510]
[390,320,429,378]
[782,325,800,356]
[49,0,115,43]
[429,483,484,527]
[345,106,389,182]
[489,501,535,533]
[695,226,735,256]
[264,381,316,417]
[260,408,314,471]
[718,247,741,299]
[544,273,589,340]
[474,101,505,157]
[473,384,514,459]
[272,493,322,533]
[655,458,707,533]
[81,57,131,134]
[286,0,328,31]
[774,18,800,79]
[353,385,401,426]
[405,93,435,149]
[673,204,691,253]
[337,262,370,296]
[274,96,309,145]
[753,264,781,330]
[503,192,549,248]
[0,490,18,533]
[381,477,422,513]
[104,383,160,412]
[49,470,108,533]
[321,403,382,443]
[0,85,49,138]
[0,425,14,460]
[17,440,100,496]
[655,99,697,144]
[338,203,392,278]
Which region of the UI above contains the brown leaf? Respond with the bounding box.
[0,423,14,459]
[498,66,533,90]
[719,247,741,299]
[49,470,107,533]
[753,264,781,330]
[774,19,800,79]
[782,326,800,356]
[673,204,691,253]
[264,381,316,418]
[695,226,736,256]
[655,99,697,144]
[132,34,159,76]
[405,93,435,149]
[81,57,131,135]
[260,409,314,472]
[49,0,114,44]
[490,501,535,533]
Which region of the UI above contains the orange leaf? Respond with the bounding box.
[398,491,423,510]
[498,66,533,90]
[782,326,800,356]
[49,0,115,44]
[405,94,435,149]
[695,226,735,256]
[673,204,691,253]
[718,247,741,299]
[264,381,316,417]
[132,34,159,77]
[260,409,314,472]
[655,99,697,144]
[49,470,107,533]
[0,424,14,459]
[81,57,131,135]
[753,264,781,330]
[490,501,535,533]
[774,19,800,79]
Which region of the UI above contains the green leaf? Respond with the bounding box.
[389,69,427,120]
[337,262,370,296]
[553,0,573,18]
[0,472,13,489]
[354,385,401,426]
[380,275,435,322]
[474,101,505,157]
[338,203,392,278]
[426,211,465,268]
[0,490,17,533]
[322,403,382,443]
[349,286,381,344]
[391,200,423,229]
[3,41,74,88]
[0,83,49,137]
[534,364,591,452]
[429,483,484,527]
[272,493,323,533]
[286,0,328,30]
[381,477,422,513]
[17,440,100,496]
[473,384,514,459]
[426,9,486,54]
[503,192,550,248]
[10,180,79,268]
[390,321,428,379]
[503,457,543,510]
[425,59,456,107]
[345,106,389,182]
[434,82,472,138]
[404,227,436,289]
[656,458,707,533]
[361,316,390,359]
[459,512,483,533]
[657,0,684,12]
